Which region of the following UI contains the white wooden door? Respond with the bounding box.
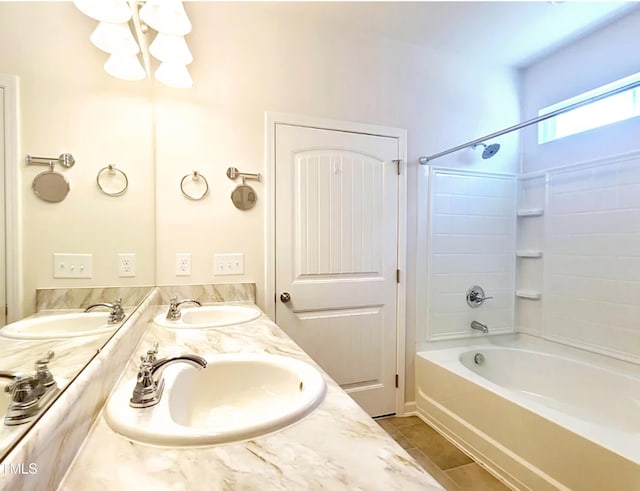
[275,123,399,416]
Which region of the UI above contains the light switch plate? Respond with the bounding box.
[214,253,244,276]
[118,253,136,277]
[53,253,93,279]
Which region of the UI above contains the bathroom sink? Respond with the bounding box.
[0,312,124,340]
[153,305,261,329]
[104,353,327,446]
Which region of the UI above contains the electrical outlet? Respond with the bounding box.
[214,253,244,276]
[118,253,136,277]
[176,253,192,276]
[53,253,93,279]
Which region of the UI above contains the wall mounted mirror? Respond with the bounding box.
[231,183,257,210]
[31,167,71,203]
[0,2,155,460]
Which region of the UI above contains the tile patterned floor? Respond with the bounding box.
[376,416,510,491]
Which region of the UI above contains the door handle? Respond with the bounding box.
[280,292,291,303]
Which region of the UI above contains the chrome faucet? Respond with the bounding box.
[165,297,202,321]
[85,298,126,323]
[2,351,59,426]
[129,343,207,408]
[471,320,489,334]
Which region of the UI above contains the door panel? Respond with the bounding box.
[275,123,398,416]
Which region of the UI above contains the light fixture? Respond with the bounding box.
[149,32,193,65]
[74,0,194,88]
[104,53,146,81]
[154,62,193,89]
[139,0,192,36]
[90,22,139,55]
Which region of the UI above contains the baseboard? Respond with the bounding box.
[402,401,417,416]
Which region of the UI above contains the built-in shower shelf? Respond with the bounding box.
[516,289,541,300]
[516,249,543,258]
[516,208,544,217]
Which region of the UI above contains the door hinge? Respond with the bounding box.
[4,305,7,317]
[396,269,400,283]
[395,374,399,388]
[392,159,402,175]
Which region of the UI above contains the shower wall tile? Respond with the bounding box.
[543,156,640,362]
[427,169,517,340]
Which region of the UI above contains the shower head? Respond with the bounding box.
[472,142,500,159]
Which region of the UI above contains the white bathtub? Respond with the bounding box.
[415,334,640,491]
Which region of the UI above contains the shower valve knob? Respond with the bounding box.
[280,292,291,303]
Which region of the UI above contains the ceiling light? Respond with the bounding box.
[74,0,131,23]
[139,0,192,35]
[90,22,140,55]
[149,32,193,64]
[104,53,147,81]
[154,62,193,88]
[76,0,194,88]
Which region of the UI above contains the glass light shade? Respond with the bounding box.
[91,22,140,55]
[149,33,193,64]
[104,53,146,81]
[139,0,192,35]
[155,62,192,88]
[74,0,131,23]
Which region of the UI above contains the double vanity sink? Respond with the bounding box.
[104,301,328,447]
[9,289,441,491]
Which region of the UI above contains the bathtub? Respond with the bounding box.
[415,334,640,491]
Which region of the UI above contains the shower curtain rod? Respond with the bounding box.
[419,79,640,164]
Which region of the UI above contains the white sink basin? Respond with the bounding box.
[0,312,124,340]
[153,305,262,329]
[105,353,327,446]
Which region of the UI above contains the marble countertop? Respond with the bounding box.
[58,306,443,490]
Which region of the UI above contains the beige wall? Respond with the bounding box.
[0,2,520,404]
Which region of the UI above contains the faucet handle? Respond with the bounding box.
[5,375,39,404]
[35,350,55,366]
[34,351,56,388]
[140,342,159,365]
[466,286,493,308]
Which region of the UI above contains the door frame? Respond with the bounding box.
[0,74,21,322]
[265,111,407,415]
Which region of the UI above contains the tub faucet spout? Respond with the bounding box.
[471,320,489,334]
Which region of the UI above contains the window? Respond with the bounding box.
[538,71,640,144]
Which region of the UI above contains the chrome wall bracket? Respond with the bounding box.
[226,167,261,182]
[26,153,75,168]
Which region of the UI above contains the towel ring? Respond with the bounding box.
[96,165,128,197]
[180,171,209,201]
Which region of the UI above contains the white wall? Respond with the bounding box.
[0,3,156,316]
[521,8,640,173]
[518,8,640,361]
[153,2,521,403]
